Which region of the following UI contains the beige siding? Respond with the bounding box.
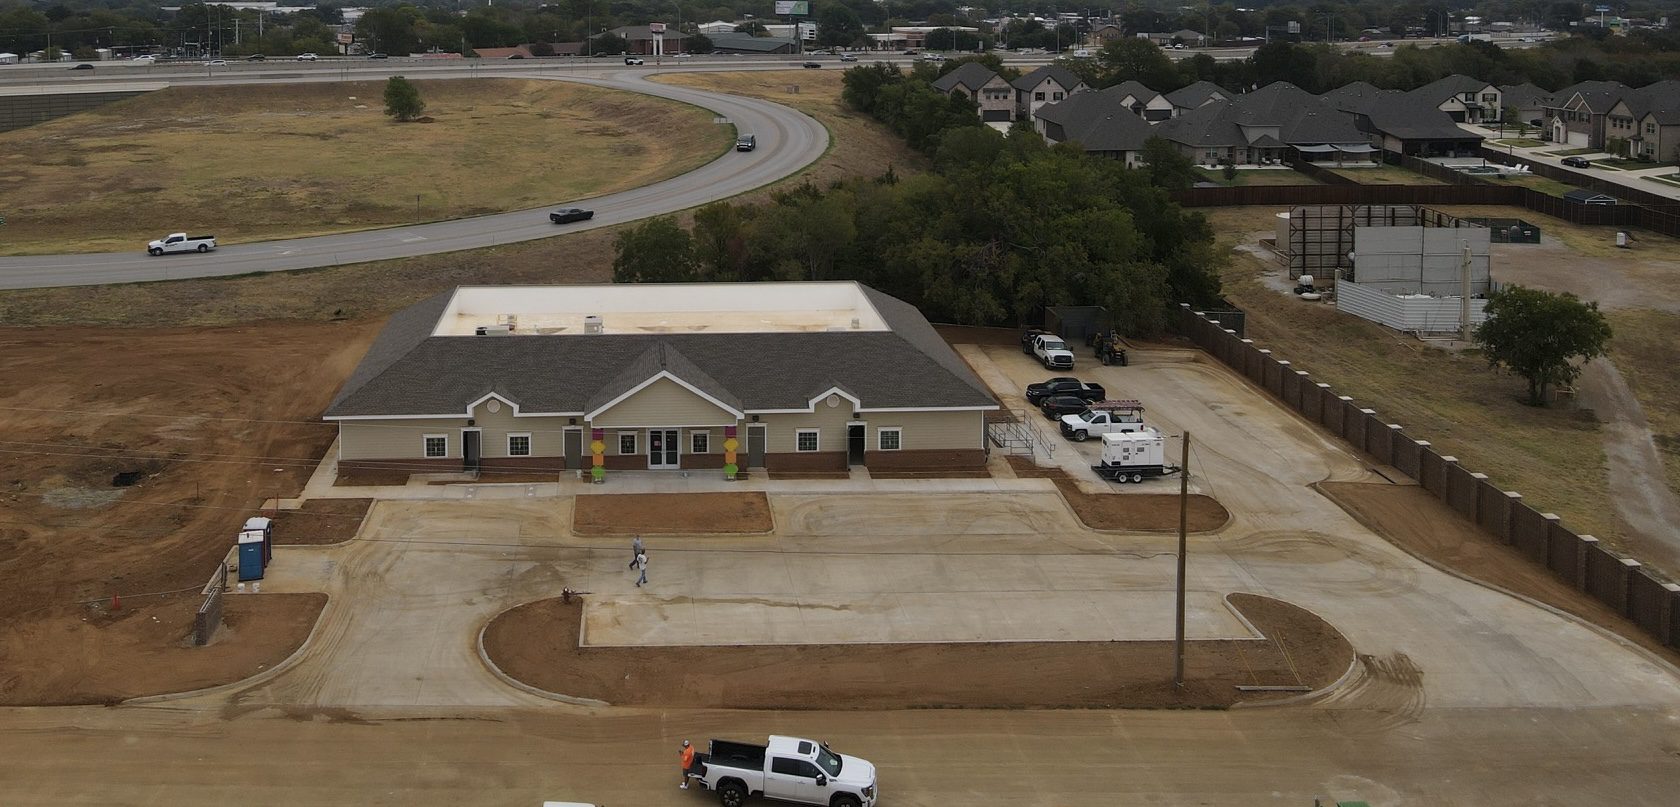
[339,418,467,460]
[757,402,855,453]
[865,411,986,451]
[591,378,737,428]
[468,400,566,458]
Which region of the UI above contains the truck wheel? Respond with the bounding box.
[148,248,162,256]
[718,782,747,807]
[832,796,862,807]
[1073,430,1088,442]
[1130,473,1143,484]
[197,243,209,252]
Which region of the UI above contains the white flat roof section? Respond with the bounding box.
[430,282,891,337]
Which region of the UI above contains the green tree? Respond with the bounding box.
[815,4,864,49]
[383,75,426,122]
[1474,286,1612,406]
[593,32,629,54]
[612,216,697,282]
[1098,37,1181,90]
[1139,137,1199,190]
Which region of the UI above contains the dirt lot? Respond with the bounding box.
[1320,481,1680,667]
[572,493,774,535]
[0,80,730,254]
[271,499,372,545]
[1207,206,1618,542]
[1008,456,1229,531]
[0,592,326,705]
[483,591,1350,709]
[0,321,371,703]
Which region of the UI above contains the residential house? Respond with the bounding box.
[1543,80,1632,148]
[1499,83,1552,128]
[1086,24,1125,47]
[1106,80,1174,121]
[1631,95,1680,163]
[930,63,1016,122]
[325,283,999,475]
[1323,83,1484,157]
[1152,81,1375,165]
[1408,75,1502,124]
[1605,80,1680,159]
[1163,80,1230,116]
[1033,87,1159,166]
[706,32,799,54]
[1012,65,1088,122]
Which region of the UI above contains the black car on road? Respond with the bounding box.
[1561,156,1592,169]
[1025,377,1106,406]
[549,208,594,224]
[1039,395,1091,420]
[802,61,822,68]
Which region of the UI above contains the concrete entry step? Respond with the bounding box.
[580,590,1261,647]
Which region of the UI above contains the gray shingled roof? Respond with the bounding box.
[706,32,798,52]
[1499,82,1552,110]
[1621,80,1680,123]
[1033,87,1158,151]
[1106,80,1161,106]
[1164,80,1228,110]
[932,62,1000,94]
[1011,65,1085,93]
[1154,81,1366,148]
[326,284,998,418]
[1410,74,1496,104]
[1322,83,1478,142]
[1546,80,1631,113]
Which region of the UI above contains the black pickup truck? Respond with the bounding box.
[1025,377,1106,406]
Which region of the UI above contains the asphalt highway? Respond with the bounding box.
[0,62,829,290]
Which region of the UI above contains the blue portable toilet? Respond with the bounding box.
[237,530,266,581]
[244,516,274,566]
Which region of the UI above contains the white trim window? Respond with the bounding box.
[618,432,637,455]
[507,433,532,457]
[795,429,820,452]
[878,427,903,451]
[691,431,710,454]
[423,434,448,458]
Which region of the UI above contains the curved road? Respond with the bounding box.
[0,65,828,290]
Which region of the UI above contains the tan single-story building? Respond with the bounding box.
[325,282,998,475]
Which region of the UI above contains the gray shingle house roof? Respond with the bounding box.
[1546,80,1631,112]
[1034,86,1158,151]
[1106,80,1161,105]
[326,285,998,418]
[1622,80,1680,123]
[1154,81,1366,148]
[1322,83,1478,142]
[932,62,1000,94]
[1011,65,1085,93]
[1499,82,1552,110]
[1410,74,1496,105]
[1164,80,1229,110]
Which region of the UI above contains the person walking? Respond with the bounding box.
[628,534,644,569]
[679,739,696,789]
[633,550,648,587]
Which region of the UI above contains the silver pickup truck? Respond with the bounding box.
[687,735,877,807]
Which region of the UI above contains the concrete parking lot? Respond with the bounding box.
[3,343,1678,803]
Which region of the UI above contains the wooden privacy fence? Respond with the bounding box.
[1177,304,1680,651]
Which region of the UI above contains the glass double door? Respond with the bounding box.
[647,429,679,469]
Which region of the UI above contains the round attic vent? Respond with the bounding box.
[486,399,501,413]
[826,394,840,408]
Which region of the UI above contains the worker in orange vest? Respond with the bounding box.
[679,739,697,789]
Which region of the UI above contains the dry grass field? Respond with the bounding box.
[1606,308,1680,498]
[0,79,732,254]
[1328,165,1447,185]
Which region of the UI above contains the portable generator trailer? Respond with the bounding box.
[1090,430,1182,483]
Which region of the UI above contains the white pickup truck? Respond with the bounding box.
[147,233,217,255]
[1060,399,1147,441]
[687,735,877,807]
[1024,331,1075,370]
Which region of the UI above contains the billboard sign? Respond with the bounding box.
[649,22,666,33]
[774,1,810,16]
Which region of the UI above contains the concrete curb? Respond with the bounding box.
[124,592,332,706]
[1225,593,1360,709]
[476,601,611,709]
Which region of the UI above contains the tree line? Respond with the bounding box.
[610,62,1223,335]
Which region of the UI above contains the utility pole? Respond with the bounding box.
[1459,242,1473,342]
[1174,431,1190,689]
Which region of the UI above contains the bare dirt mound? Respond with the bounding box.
[271,499,371,545]
[1319,481,1680,667]
[1008,456,1230,531]
[0,592,326,706]
[572,492,773,535]
[482,592,1350,710]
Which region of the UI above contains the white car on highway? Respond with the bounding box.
[147,233,217,255]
